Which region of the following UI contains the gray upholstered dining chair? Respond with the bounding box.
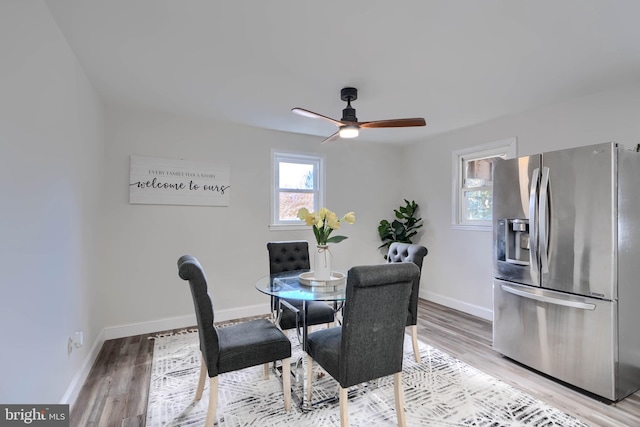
[177,255,292,427]
[305,263,420,427]
[387,242,428,363]
[267,241,335,331]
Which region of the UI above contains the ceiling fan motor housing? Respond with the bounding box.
[340,87,358,122]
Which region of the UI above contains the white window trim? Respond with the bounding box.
[451,137,517,231]
[269,150,325,231]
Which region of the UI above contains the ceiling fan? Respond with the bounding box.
[292,87,426,144]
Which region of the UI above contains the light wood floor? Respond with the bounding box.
[70,300,640,426]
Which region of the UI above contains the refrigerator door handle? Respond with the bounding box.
[501,284,596,310]
[529,168,540,285]
[539,166,550,274]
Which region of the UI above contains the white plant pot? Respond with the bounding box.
[314,244,332,281]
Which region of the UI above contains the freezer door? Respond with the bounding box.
[540,142,616,299]
[493,154,541,286]
[493,280,617,400]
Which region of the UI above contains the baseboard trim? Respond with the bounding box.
[102,314,197,341]
[421,290,493,321]
[61,303,270,408]
[102,303,271,340]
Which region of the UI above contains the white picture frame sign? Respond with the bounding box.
[129,155,231,206]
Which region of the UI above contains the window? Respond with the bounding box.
[271,151,324,228]
[452,138,516,230]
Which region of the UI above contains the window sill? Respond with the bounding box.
[451,224,492,232]
[269,224,309,232]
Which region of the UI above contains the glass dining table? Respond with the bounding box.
[255,269,346,350]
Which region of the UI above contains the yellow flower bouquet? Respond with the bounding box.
[297,207,356,245]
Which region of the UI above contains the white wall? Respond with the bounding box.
[404,82,640,319]
[100,103,404,335]
[0,1,105,404]
[0,2,405,405]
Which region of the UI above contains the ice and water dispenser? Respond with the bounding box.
[496,219,530,265]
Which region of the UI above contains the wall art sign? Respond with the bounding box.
[129,155,230,206]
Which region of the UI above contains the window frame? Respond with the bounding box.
[270,150,325,230]
[451,138,517,231]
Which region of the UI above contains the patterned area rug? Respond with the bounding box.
[145,329,589,426]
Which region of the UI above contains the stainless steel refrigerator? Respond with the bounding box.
[492,141,640,401]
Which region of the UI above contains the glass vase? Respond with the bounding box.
[314,244,332,281]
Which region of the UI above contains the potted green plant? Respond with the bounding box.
[378,199,423,257]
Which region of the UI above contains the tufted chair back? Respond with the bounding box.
[267,240,310,274]
[387,242,428,327]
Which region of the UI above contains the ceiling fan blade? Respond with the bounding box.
[321,131,341,144]
[292,108,344,126]
[359,118,426,128]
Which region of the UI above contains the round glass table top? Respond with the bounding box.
[255,269,346,302]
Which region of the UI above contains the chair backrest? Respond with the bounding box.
[267,241,310,274]
[177,255,220,377]
[339,263,419,388]
[387,242,428,326]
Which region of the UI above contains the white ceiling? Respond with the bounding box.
[45,0,640,144]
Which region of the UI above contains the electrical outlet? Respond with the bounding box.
[74,331,84,349]
[67,331,84,356]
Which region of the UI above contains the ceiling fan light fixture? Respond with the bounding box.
[293,87,426,144]
[339,125,359,138]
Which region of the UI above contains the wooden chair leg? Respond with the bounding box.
[195,353,207,401]
[394,372,407,427]
[410,325,421,363]
[264,363,269,379]
[339,386,349,427]
[205,376,219,427]
[282,357,291,411]
[306,354,313,403]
